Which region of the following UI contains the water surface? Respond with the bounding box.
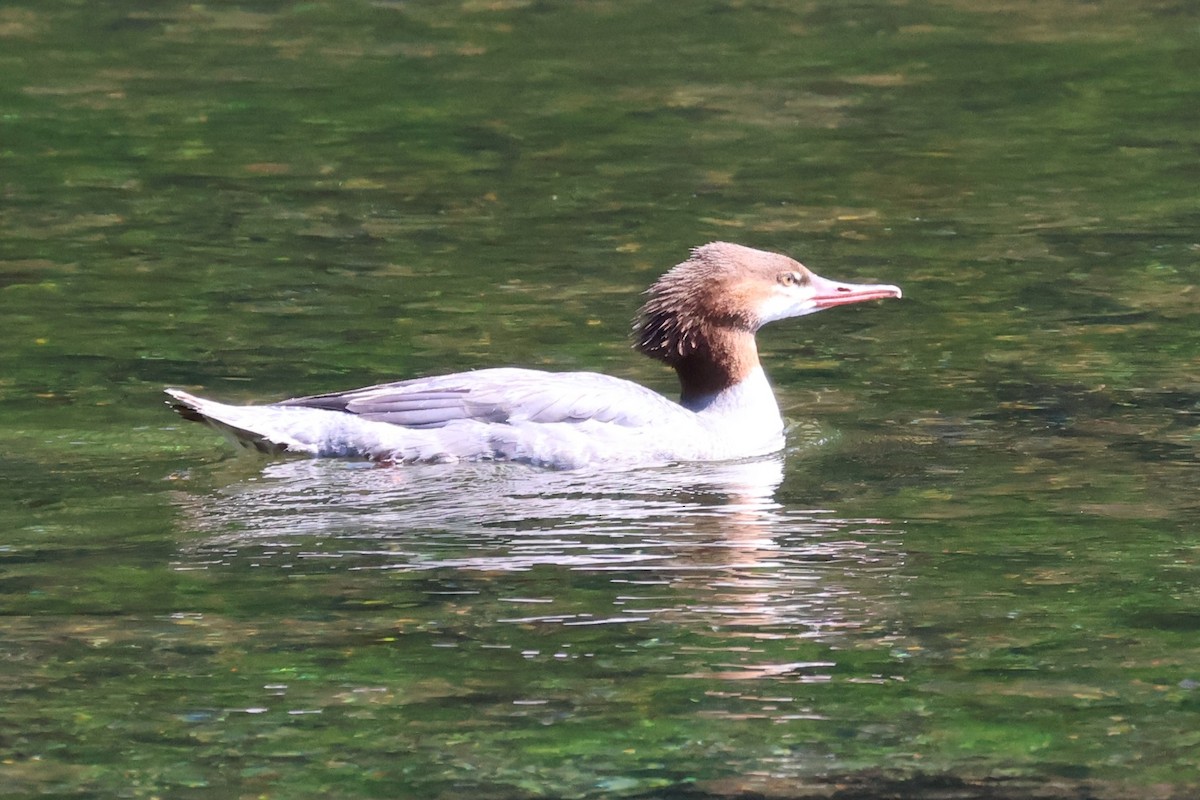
[1,1,1198,798]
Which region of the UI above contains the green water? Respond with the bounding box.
[2,1,1198,798]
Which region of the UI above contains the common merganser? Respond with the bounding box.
[166,242,901,469]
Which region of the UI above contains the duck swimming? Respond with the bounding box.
[166,242,901,469]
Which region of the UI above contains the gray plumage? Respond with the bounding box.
[276,368,677,429]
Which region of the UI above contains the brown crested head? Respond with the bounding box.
[632,242,901,406]
[632,242,799,366]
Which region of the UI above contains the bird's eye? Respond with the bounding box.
[778,271,807,287]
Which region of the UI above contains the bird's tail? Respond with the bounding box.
[165,388,295,455]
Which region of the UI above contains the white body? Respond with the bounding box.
[167,366,785,469]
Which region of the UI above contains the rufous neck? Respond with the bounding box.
[674,327,761,410]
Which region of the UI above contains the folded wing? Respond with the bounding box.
[276,367,680,429]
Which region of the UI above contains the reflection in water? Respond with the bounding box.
[172,456,906,643]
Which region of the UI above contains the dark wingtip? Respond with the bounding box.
[164,389,206,422]
[170,403,206,422]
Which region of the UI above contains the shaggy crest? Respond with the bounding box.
[632,242,789,365]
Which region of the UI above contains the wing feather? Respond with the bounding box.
[276,367,678,429]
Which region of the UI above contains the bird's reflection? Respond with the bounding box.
[171,455,905,645]
[174,455,787,559]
